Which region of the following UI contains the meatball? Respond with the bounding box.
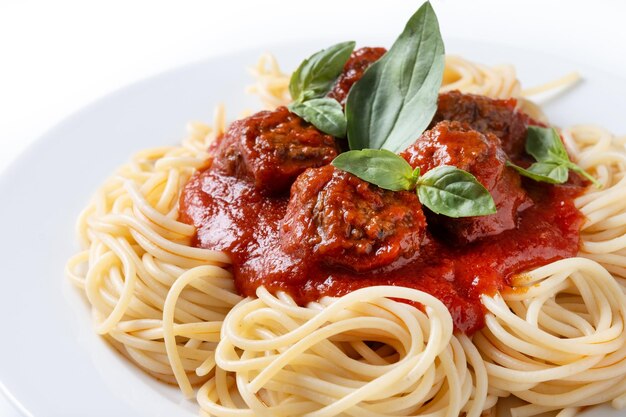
[211,106,340,195]
[401,121,531,244]
[432,91,538,159]
[327,47,387,106]
[280,165,426,272]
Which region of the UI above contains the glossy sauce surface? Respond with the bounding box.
[180,49,585,333]
[180,159,584,334]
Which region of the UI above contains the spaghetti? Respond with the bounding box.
[66,54,626,417]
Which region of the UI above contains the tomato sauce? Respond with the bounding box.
[180,160,584,334]
[179,63,585,333]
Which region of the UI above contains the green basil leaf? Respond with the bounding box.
[525,126,569,163]
[507,161,569,184]
[289,41,356,103]
[345,2,444,153]
[331,149,415,191]
[522,126,601,187]
[289,98,347,138]
[416,165,496,218]
[567,162,602,187]
[411,166,421,183]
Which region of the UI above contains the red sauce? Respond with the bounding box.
[181,168,583,333]
[327,47,387,106]
[179,87,586,334]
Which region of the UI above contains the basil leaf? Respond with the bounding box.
[289,98,347,138]
[526,126,569,163]
[416,166,496,218]
[567,163,602,187]
[345,2,444,153]
[520,126,601,187]
[507,161,569,184]
[332,149,415,191]
[333,153,497,218]
[411,166,421,183]
[289,41,356,103]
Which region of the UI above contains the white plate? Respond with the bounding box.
[0,38,625,417]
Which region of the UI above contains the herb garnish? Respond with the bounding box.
[332,150,496,218]
[332,3,494,218]
[287,41,355,137]
[289,98,346,138]
[345,2,444,153]
[507,126,600,187]
[289,2,497,218]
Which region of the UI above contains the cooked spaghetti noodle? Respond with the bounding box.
[66,54,626,417]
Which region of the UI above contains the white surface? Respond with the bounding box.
[1,1,626,416]
[2,0,626,178]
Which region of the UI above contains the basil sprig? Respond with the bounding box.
[290,98,346,138]
[287,41,355,137]
[289,41,355,102]
[332,150,496,218]
[328,2,496,218]
[507,126,600,187]
[345,2,444,153]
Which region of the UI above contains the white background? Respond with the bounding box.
[1,0,625,415]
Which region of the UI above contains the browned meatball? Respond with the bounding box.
[280,165,426,272]
[327,47,387,106]
[211,106,340,195]
[432,91,539,159]
[401,121,531,244]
